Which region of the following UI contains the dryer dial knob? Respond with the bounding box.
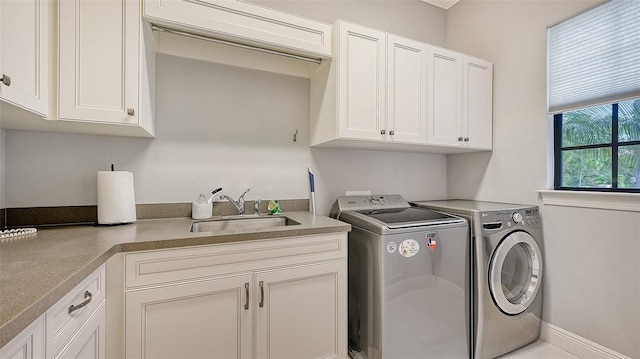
[512,212,523,224]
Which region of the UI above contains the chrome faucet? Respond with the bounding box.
[220,188,251,215]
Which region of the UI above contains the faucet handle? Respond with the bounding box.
[254,199,262,215]
[240,188,251,199]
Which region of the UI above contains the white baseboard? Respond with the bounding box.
[541,321,631,359]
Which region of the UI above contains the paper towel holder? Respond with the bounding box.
[96,165,137,226]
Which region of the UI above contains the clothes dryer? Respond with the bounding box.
[412,200,543,359]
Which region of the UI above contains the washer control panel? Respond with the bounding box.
[335,194,409,212]
[480,206,541,231]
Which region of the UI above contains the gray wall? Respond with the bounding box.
[3,1,448,215]
[445,1,639,357]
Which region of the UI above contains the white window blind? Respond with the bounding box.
[547,0,640,114]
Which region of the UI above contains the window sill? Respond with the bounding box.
[537,190,640,212]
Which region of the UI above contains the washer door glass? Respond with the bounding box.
[489,231,542,315]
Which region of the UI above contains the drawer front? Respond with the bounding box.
[46,265,106,358]
[125,233,347,289]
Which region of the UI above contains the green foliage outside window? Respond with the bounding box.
[557,99,640,190]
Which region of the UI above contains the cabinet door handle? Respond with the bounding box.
[126,108,135,116]
[68,291,92,314]
[259,281,264,308]
[389,130,395,136]
[1,74,11,86]
[464,137,470,142]
[244,283,249,310]
[380,130,386,135]
[457,137,464,141]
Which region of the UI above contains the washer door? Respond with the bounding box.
[489,231,542,315]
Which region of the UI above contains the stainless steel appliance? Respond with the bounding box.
[412,200,543,359]
[330,195,470,359]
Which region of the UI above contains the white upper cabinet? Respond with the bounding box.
[387,34,428,144]
[58,0,155,137]
[143,0,332,58]
[427,46,464,147]
[464,55,493,149]
[337,21,387,141]
[0,0,155,138]
[311,21,427,148]
[0,0,49,116]
[312,21,490,153]
[427,46,493,150]
[58,0,139,125]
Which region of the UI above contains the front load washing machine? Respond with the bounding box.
[412,200,543,359]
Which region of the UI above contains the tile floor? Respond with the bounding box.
[499,340,580,358]
[349,339,581,358]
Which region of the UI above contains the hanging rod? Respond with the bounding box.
[150,23,324,64]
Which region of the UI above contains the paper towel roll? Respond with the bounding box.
[97,171,137,225]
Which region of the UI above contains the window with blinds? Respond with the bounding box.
[549,0,640,192]
[547,0,640,114]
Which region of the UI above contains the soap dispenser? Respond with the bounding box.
[192,193,212,219]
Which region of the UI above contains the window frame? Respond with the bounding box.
[554,102,640,193]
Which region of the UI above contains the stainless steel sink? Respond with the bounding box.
[190,216,300,233]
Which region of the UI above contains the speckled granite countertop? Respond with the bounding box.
[0,212,350,347]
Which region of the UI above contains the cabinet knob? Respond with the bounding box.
[380,130,386,135]
[1,74,11,86]
[127,108,135,116]
[464,137,470,142]
[389,130,395,136]
[458,137,464,141]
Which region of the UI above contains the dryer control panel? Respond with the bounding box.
[480,207,541,231]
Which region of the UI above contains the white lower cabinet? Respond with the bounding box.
[45,265,106,359]
[53,303,106,359]
[0,315,45,359]
[123,233,348,359]
[1,265,106,359]
[255,261,346,359]
[125,274,253,359]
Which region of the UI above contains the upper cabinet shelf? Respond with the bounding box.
[143,0,333,60]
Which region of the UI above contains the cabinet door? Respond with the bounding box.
[53,303,105,359]
[0,315,45,359]
[427,46,463,147]
[0,0,48,116]
[255,260,347,359]
[58,0,139,125]
[463,56,493,149]
[387,34,427,144]
[125,274,253,359]
[337,22,386,141]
